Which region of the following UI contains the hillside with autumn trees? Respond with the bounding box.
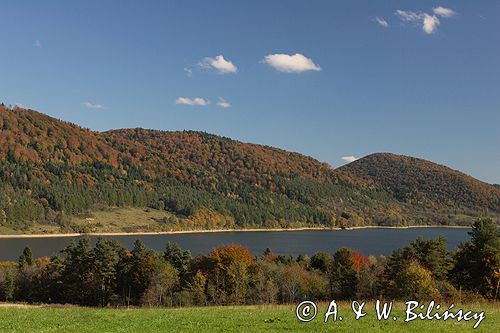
[0,104,499,233]
[340,153,500,212]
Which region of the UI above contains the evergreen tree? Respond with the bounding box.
[18,247,34,268]
[310,252,333,273]
[4,270,15,301]
[93,239,123,306]
[60,238,96,305]
[330,247,358,299]
[451,218,500,300]
[164,242,192,285]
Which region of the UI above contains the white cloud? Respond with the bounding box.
[262,53,321,73]
[14,102,25,108]
[33,40,42,48]
[395,7,454,34]
[395,10,422,22]
[433,6,456,18]
[422,14,440,34]
[341,156,359,163]
[216,98,231,108]
[183,67,193,77]
[83,102,106,109]
[175,97,210,106]
[375,16,389,28]
[199,55,237,74]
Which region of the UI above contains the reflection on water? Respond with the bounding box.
[0,228,470,261]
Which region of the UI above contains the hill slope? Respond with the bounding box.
[0,104,498,233]
[340,153,500,212]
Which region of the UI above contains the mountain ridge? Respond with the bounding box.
[1,104,498,233]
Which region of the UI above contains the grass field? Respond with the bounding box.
[0,207,175,235]
[68,207,175,233]
[0,302,498,333]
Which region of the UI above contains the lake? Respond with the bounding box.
[0,227,470,261]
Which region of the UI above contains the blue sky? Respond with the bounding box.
[1,1,499,183]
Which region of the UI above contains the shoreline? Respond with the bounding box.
[0,225,471,239]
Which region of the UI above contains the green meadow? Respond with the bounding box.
[0,302,498,333]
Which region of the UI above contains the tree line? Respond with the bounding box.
[0,218,498,306]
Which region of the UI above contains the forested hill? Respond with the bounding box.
[0,104,499,232]
[103,128,340,187]
[339,153,500,212]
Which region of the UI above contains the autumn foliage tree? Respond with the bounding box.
[207,244,253,304]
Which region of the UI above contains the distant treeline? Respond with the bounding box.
[0,218,498,307]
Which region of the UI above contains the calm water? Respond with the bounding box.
[0,228,470,261]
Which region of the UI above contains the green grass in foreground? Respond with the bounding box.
[0,302,498,333]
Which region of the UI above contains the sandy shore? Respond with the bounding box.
[0,225,471,239]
